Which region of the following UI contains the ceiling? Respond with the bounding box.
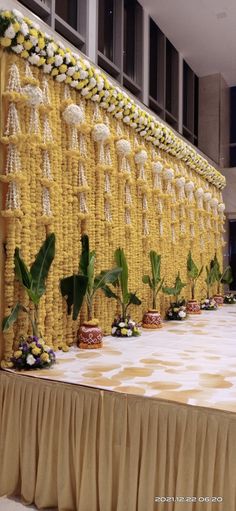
[139,0,236,86]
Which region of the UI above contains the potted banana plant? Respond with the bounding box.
[210,255,233,305]
[101,248,141,337]
[162,272,187,320]
[142,251,164,328]
[186,251,203,314]
[60,234,121,348]
[200,265,217,310]
[2,233,56,369]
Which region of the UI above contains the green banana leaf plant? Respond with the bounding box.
[205,265,216,299]
[2,233,56,337]
[187,251,203,300]
[101,247,141,319]
[142,251,164,309]
[60,234,122,321]
[210,255,233,294]
[162,272,186,304]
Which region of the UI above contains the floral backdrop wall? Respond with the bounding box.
[0,10,226,365]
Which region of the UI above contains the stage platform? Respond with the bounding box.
[1,306,236,510]
[6,305,236,413]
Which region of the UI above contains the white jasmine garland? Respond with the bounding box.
[30,35,38,46]
[80,70,88,79]
[62,104,84,125]
[92,123,110,142]
[210,197,218,207]
[56,74,67,82]
[195,187,204,198]
[13,9,24,19]
[81,87,89,96]
[67,66,76,76]
[163,167,174,180]
[22,85,43,106]
[152,161,163,173]
[43,64,52,74]
[204,191,212,202]
[134,149,148,165]
[218,202,225,213]
[175,176,185,188]
[28,54,40,65]
[116,139,131,156]
[185,181,194,192]
[54,54,63,67]
[47,42,55,57]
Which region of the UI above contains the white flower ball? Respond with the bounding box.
[210,197,218,207]
[134,150,148,165]
[62,104,84,126]
[195,187,204,198]
[152,161,163,173]
[218,202,225,213]
[175,176,185,188]
[204,191,212,202]
[178,310,186,318]
[163,167,174,180]
[185,181,194,192]
[22,85,43,107]
[92,123,110,142]
[116,139,131,156]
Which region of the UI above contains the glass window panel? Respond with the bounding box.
[123,0,136,80]
[98,0,114,62]
[56,0,77,30]
[230,87,236,144]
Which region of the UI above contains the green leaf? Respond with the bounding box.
[87,251,96,295]
[221,265,233,285]
[205,265,216,287]
[2,303,28,331]
[30,233,55,300]
[142,274,152,287]
[101,285,120,301]
[162,285,176,296]
[150,251,161,285]
[94,267,122,292]
[14,248,31,289]
[187,251,200,280]
[79,234,90,276]
[163,273,186,296]
[127,292,142,306]
[114,248,128,301]
[211,254,221,281]
[60,274,88,321]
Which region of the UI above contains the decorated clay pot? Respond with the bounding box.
[213,294,224,306]
[186,300,201,314]
[77,320,103,349]
[142,309,163,329]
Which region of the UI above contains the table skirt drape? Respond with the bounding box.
[0,371,236,511]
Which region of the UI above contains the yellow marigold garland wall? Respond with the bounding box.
[0,51,225,366]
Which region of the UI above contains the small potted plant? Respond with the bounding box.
[200,265,218,310]
[61,234,121,348]
[102,248,141,337]
[211,255,233,305]
[2,233,56,369]
[186,251,203,314]
[142,251,164,328]
[223,293,236,304]
[163,272,187,320]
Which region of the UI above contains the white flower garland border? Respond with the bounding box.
[0,8,225,190]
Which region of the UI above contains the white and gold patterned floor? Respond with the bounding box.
[8,305,236,413]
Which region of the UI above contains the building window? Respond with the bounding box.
[230,87,236,166]
[123,0,143,97]
[98,0,122,80]
[165,39,179,129]
[55,0,77,31]
[149,18,165,117]
[183,60,198,146]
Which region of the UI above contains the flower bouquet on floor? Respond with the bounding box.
[111,316,141,337]
[224,293,236,304]
[12,335,56,370]
[2,234,57,370]
[200,298,217,310]
[102,248,141,337]
[163,273,187,320]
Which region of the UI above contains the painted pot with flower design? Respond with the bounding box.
[102,248,141,337]
[210,255,233,306]
[186,251,203,314]
[142,251,164,329]
[163,272,187,320]
[61,235,121,349]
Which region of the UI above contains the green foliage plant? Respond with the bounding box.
[162,272,186,304]
[2,233,56,338]
[211,255,233,294]
[101,247,141,319]
[142,251,164,309]
[61,234,121,321]
[187,251,203,300]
